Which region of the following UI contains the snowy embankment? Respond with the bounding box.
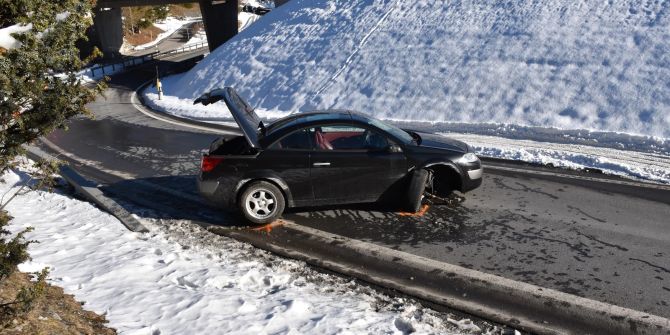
[1,166,482,335]
[143,0,670,183]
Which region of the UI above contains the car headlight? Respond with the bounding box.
[459,153,479,164]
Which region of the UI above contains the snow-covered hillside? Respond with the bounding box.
[147,0,670,140]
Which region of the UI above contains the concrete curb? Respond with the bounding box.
[24,145,149,233]
[209,221,670,335]
[133,79,240,135]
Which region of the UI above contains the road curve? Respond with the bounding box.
[39,71,670,325]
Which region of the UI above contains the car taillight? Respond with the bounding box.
[201,156,223,172]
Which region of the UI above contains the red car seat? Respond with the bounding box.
[314,129,334,150]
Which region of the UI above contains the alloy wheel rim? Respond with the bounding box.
[244,188,277,220]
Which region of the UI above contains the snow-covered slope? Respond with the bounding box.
[152,0,670,139]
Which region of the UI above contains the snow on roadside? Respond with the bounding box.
[239,12,263,31]
[243,0,276,9]
[133,16,201,51]
[1,167,473,335]
[447,133,670,184]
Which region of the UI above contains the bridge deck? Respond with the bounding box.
[97,0,195,7]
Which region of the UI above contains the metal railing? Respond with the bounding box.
[87,41,208,78]
[155,41,208,60]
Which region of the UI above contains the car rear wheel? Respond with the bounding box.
[239,181,285,225]
[404,169,428,212]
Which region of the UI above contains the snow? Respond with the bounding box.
[243,0,276,9]
[157,0,670,140]
[184,12,261,48]
[239,12,263,31]
[447,133,670,184]
[184,30,207,47]
[1,166,474,335]
[0,24,32,49]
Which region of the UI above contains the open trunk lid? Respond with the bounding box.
[194,87,262,149]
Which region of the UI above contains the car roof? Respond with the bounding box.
[265,109,370,134]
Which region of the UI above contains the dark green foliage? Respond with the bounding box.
[0,0,101,322]
[0,0,105,174]
[0,210,32,281]
[124,5,171,34]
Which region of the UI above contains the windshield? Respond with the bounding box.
[367,118,414,144]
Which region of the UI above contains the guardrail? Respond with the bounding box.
[86,41,208,78]
[154,42,208,60]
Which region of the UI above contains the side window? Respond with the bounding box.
[269,128,313,150]
[312,125,390,151]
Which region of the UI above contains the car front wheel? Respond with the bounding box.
[239,181,285,225]
[404,169,428,212]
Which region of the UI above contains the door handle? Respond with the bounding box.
[313,162,331,167]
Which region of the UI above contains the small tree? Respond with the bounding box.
[0,0,105,174]
[0,0,105,321]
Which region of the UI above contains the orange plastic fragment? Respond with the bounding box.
[397,204,430,217]
[250,219,286,233]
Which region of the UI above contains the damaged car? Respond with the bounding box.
[194,87,483,224]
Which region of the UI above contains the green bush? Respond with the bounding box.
[0,210,32,281]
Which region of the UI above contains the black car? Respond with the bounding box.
[194,87,483,224]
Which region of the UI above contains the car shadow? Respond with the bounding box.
[283,193,488,249]
[94,174,487,248]
[97,175,248,228]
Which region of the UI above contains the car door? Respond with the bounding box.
[309,124,407,203]
[258,128,314,206]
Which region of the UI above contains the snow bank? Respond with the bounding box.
[2,168,468,335]
[243,0,275,9]
[152,0,670,139]
[448,133,670,184]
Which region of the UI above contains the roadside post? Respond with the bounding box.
[156,66,163,100]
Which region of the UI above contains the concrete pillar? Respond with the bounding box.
[199,0,238,52]
[92,7,124,58]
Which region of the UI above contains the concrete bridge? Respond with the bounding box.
[93,0,289,57]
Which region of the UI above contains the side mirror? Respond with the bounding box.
[387,144,403,153]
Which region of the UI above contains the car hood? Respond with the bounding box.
[415,132,469,153]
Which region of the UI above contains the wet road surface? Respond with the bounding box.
[41,72,670,318]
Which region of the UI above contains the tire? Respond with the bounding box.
[404,169,428,212]
[238,181,285,225]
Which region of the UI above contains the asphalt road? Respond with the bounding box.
[40,71,670,320]
[129,21,202,57]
